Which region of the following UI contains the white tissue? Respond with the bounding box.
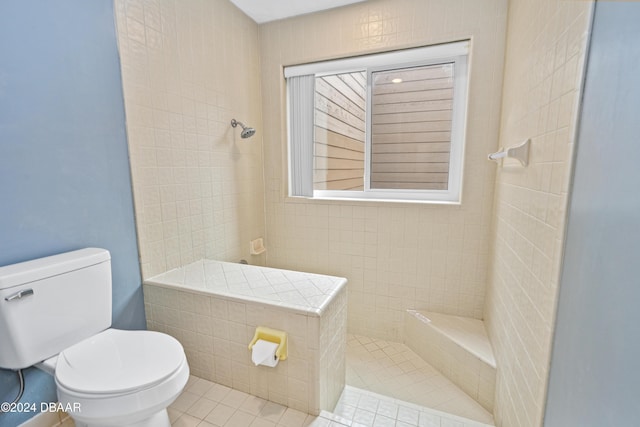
[251,339,279,367]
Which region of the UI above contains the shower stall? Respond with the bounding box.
[114,0,595,425]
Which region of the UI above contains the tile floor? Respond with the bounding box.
[53,376,492,427]
[52,334,494,427]
[327,386,492,427]
[346,334,494,425]
[165,377,493,427]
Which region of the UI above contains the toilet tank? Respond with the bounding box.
[0,248,112,370]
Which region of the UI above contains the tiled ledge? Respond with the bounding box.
[404,310,496,413]
[145,259,347,317]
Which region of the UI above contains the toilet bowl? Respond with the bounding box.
[37,329,189,427]
[0,248,190,427]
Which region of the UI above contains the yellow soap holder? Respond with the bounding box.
[248,326,288,361]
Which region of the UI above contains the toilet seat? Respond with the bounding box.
[55,328,185,396]
[53,328,189,427]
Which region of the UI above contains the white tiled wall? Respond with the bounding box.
[259,0,508,341]
[144,283,347,415]
[318,286,348,412]
[114,0,265,278]
[484,1,593,426]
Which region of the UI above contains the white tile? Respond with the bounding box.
[305,417,331,427]
[376,400,398,419]
[357,396,379,413]
[419,411,441,427]
[397,406,420,425]
[147,260,346,314]
[352,408,376,426]
[372,414,395,427]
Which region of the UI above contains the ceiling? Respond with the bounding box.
[229,0,367,24]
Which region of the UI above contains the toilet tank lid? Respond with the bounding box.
[0,248,110,291]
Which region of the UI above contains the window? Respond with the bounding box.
[286,41,470,203]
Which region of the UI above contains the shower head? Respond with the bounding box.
[231,119,256,139]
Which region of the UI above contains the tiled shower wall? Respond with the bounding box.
[259,0,508,340]
[484,0,593,426]
[114,0,265,279]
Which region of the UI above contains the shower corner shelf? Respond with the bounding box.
[488,138,530,167]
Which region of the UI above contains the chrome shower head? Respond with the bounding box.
[231,119,256,139]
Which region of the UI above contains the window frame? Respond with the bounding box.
[285,40,470,204]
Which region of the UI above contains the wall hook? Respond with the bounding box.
[488,138,530,166]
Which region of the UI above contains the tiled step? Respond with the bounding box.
[404,310,496,413]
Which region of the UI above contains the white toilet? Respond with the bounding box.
[0,248,189,427]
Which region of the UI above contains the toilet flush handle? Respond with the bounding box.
[4,289,34,302]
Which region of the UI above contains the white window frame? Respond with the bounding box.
[285,40,470,204]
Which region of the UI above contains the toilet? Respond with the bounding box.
[0,248,189,427]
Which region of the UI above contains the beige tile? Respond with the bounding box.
[168,407,185,423]
[250,418,277,427]
[173,414,202,427]
[187,378,215,397]
[56,420,75,427]
[258,401,287,423]
[483,0,593,425]
[204,404,236,427]
[241,395,268,416]
[260,0,507,343]
[278,408,312,427]
[204,383,232,402]
[224,410,256,426]
[115,0,266,281]
[171,391,202,412]
[221,389,250,409]
[185,398,217,420]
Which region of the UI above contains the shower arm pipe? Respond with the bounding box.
[231,119,245,128]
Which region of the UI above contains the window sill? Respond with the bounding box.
[286,195,461,206]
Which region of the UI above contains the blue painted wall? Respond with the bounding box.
[0,1,145,425]
[545,2,640,426]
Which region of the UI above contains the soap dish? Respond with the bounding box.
[250,238,266,255]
